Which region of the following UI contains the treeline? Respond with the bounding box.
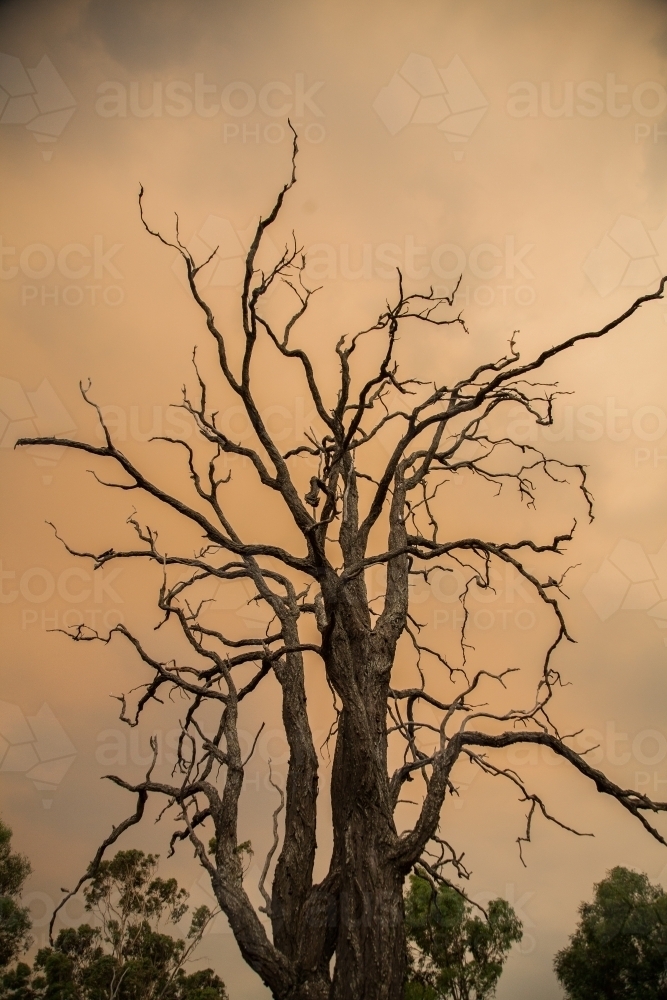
[2,818,667,998]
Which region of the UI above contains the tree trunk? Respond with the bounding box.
[322,592,408,1000]
[283,977,332,1000]
[335,841,406,995]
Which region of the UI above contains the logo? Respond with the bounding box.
[373,54,488,159]
[172,216,279,290]
[583,539,667,638]
[0,702,76,808]
[0,377,77,484]
[95,73,324,124]
[0,54,76,160]
[507,76,667,121]
[1,235,125,307]
[583,215,667,297]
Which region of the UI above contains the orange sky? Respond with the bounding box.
[3,1,667,996]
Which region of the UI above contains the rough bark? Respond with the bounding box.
[328,693,406,1000]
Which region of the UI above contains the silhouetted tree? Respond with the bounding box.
[16,130,667,1000]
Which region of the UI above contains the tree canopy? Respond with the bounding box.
[554,866,667,1000]
[404,874,522,1000]
[0,849,226,1000]
[0,820,32,973]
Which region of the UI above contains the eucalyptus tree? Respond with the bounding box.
[555,867,667,999]
[0,820,32,971]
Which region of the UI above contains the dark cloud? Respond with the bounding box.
[81,0,234,70]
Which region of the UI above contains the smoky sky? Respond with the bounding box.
[3,1,667,998]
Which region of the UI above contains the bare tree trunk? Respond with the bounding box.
[270,647,320,960]
[330,706,407,1000]
[322,583,408,1000]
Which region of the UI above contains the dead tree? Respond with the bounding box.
[17,131,667,1000]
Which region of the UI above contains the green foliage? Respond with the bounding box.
[0,850,227,1000]
[554,866,667,1000]
[0,962,42,1000]
[83,850,190,929]
[0,821,32,971]
[404,874,522,1000]
[0,825,32,901]
[233,841,252,860]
